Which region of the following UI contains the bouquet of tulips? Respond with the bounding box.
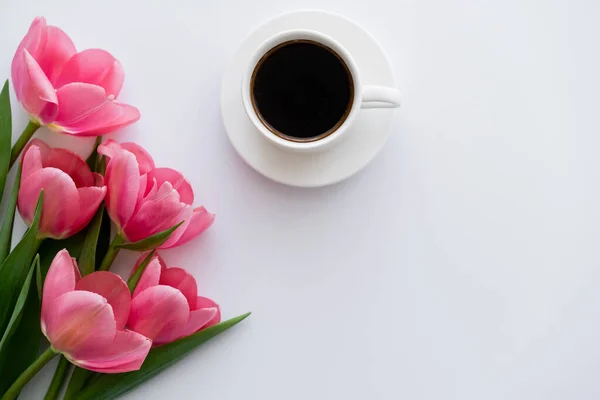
[0,17,249,400]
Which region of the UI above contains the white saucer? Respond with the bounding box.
[221,10,398,187]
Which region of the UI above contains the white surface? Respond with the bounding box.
[0,1,599,399]
[224,11,398,187]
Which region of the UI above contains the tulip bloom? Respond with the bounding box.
[11,17,139,135]
[128,253,220,345]
[42,250,151,372]
[98,140,214,248]
[18,140,106,239]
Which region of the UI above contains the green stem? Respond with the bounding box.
[1,347,57,400]
[63,367,92,400]
[98,234,125,271]
[9,121,40,168]
[43,356,71,400]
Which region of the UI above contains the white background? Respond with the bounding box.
[0,0,599,399]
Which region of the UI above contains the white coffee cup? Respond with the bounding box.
[241,29,401,153]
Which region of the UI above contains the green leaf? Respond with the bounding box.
[78,206,106,276]
[0,255,41,395]
[64,366,93,400]
[0,80,12,200]
[76,312,251,400]
[0,165,21,263]
[36,206,110,279]
[85,136,102,171]
[0,256,38,348]
[0,192,43,337]
[94,208,111,270]
[36,256,42,301]
[37,232,85,282]
[45,356,72,400]
[127,250,155,292]
[116,222,184,252]
[96,156,107,175]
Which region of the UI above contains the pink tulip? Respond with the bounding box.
[11,17,139,135]
[128,253,220,345]
[98,140,214,248]
[18,139,106,239]
[42,250,151,372]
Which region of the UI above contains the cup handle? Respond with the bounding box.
[361,86,402,109]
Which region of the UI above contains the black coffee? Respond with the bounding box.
[251,40,353,141]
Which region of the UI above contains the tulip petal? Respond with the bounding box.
[99,141,155,175]
[43,291,116,357]
[41,250,80,325]
[121,143,155,175]
[151,168,194,205]
[44,154,94,188]
[93,172,104,187]
[132,252,168,274]
[11,18,46,110]
[180,307,219,338]
[99,140,150,217]
[195,296,222,327]
[159,267,198,307]
[32,139,95,187]
[37,26,77,85]
[21,142,43,179]
[12,18,47,70]
[132,256,162,298]
[23,138,50,160]
[97,140,120,159]
[62,186,106,238]
[57,101,140,137]
[104,150,140,230]
[18,167,80,238]
[98,139,155,174]
[143,176,158,199]
[141,180,176,205]
[53,83,140,137]
[75,271,131,330]
[16,50,59,123]
[157,204,193,249]
[128,285,189,344]
[72,330,151,373]
[123,182,185,243]
[55,49,124,97]
[12,18,77,87]
[135,174,149,215]
[161,207,215,249]
[54,82,109,124]
[23,50,56,105]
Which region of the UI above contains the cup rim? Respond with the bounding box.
[242,29,362,151]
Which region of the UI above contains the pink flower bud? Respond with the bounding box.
[41,250,151,373]
[18,140,106,239]
[11,17,139,135]
[127,253,220,345]
[99,140,215,248]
